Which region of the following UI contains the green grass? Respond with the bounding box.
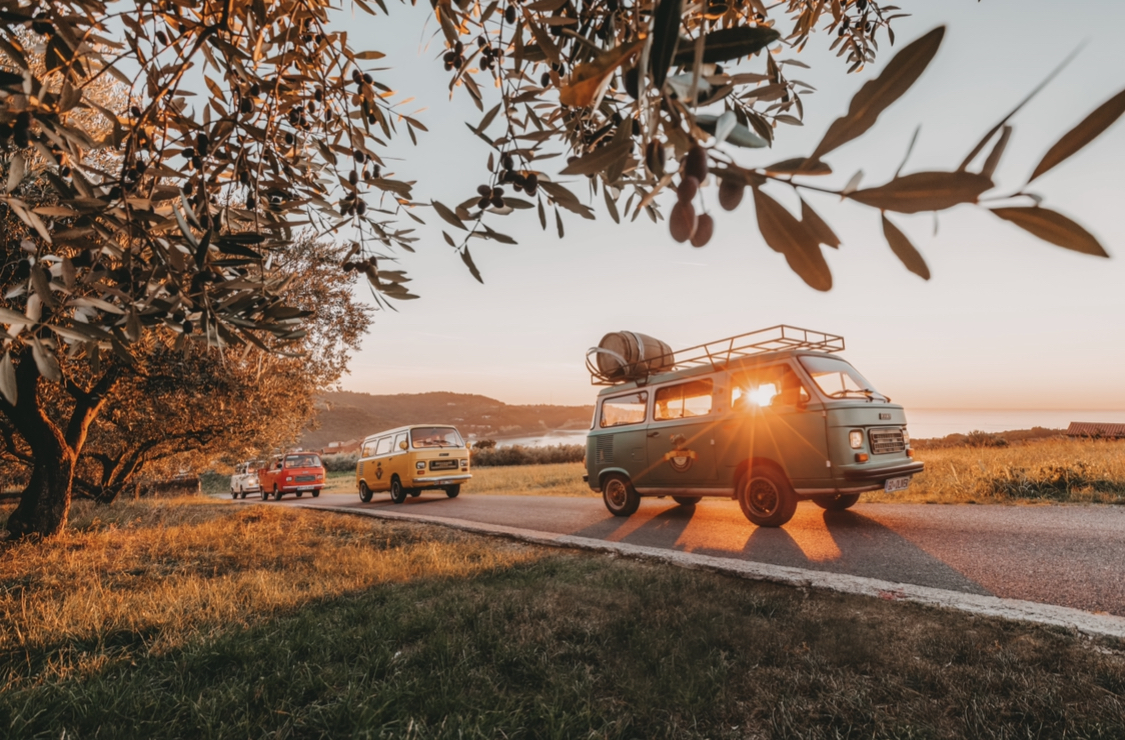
[2,500,1124,738]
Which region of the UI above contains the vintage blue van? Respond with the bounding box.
[584,326,923,527]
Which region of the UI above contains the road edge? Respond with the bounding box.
[301,504,1125,640]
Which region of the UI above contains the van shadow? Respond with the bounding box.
[570,501,697,548]
[573,501,990,596]
[729,507,992,595]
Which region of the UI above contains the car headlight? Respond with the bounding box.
[849,430,864,449]
[460,459,468,469]
[416,461,426,470]
[285,476,292,482]
[902,427,910,445]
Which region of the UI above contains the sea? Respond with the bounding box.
[491,409,1125,447]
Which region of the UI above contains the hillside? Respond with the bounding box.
[300,391,593,450]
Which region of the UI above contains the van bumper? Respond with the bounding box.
[410,474,471,487]
[841,461,925,483]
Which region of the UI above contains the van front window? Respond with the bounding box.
[411,427,465,448]
[798,355,885,401]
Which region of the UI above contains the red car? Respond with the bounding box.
[257,452,325,500]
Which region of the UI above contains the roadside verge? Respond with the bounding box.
[302,504,1125,640]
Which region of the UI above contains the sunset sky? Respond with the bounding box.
[338,0,1125,410]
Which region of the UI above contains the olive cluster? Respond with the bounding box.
[495,152,539,196]
[668,145,713,248]
[341,255,378,273]
[476,36,504,70]
[442,41,467,72]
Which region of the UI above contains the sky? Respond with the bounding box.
[330,0,1125,410]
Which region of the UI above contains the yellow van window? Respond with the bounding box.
[375,436,392,455]
[655,379,713,421]
[394,433,408,451]
[362,441,377,457]
[600,391,648,428]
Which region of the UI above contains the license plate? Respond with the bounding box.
[297,485,317,491]
[884,476,911,493]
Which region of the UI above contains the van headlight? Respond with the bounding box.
[849,430,864,449]
[416,461,426,470]
[460,459,468,469]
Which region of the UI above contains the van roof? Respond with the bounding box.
[595,349,847,397]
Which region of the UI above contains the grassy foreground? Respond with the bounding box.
[2,499,1125,738]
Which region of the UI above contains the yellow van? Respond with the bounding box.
[355,425,471,504]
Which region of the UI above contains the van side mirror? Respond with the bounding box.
[399,440,409,450]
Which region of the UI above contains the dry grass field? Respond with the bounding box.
[1,498,1124,738]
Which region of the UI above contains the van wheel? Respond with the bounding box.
[240,491,248,499]
[296,490,303,498]
[230,488,238,499]
[812,493,860,511]
[359,482,373,503]
[390,478,407,504]
[273,487,283,501]
[737,467,797,527]
[409,489,420,498]
[260,488,269,501]
[311,489,320,498]
[671,496,699,507]
[445,485,460,498]
[602,473,640,517]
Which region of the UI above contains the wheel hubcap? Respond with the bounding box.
[606,479,627,508]
[747,478,779,516]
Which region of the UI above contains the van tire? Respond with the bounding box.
[296,491,303,498]
[410,489,421,497]
[260,488,269,501]
[240,490,248,499]
[311,489,320,498]
[737,467,797,527]
[671,496,699,507]
[602,473,640,517]
[390,478,407,504]
[230,488,238,499]
[273,487,283,501]
[359,482,372,503]
[445,485,461,498]
[812,493,860,511]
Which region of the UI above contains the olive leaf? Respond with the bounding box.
[882,215,930,279]
[847,171,993,214]
[810,26,945,162]
[801,199,840,249]
[649,0,683,89]
[1028,88,1125,183]
[460,247,484,283]
[560,133,632,176]
[752,188,832,291]
[990,207,1108,257]
[671,26,780,65]
[0,352,16,405]
[432,200,467,230]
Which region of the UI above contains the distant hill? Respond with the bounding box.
[300,391,593,450]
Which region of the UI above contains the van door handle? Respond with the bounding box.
[647,431,659,438]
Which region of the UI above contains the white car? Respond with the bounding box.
[230,461,263,499]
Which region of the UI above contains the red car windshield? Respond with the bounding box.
[285,454,322,468]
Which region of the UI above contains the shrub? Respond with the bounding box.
[321,453,359,473]
[471,444,584,467]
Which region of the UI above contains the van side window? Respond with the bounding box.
[600,391,648,428]
[394,433,408,451]
[362,441,377,458]
[655,379,713,421]
[375,436,393,455]
[732,365,810,409]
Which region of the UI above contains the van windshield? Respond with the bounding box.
[411,427,464,448]
[798,355,887,401]
[285,454,322,468]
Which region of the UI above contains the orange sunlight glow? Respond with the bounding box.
[734,383,778,407]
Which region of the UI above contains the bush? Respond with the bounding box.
[984,461,1125,502]
[321,454,359,473]
[471,444,584,467]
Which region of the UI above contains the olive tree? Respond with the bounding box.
[0,1,1120,538]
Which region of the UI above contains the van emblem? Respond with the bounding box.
[662,434,697,473]
[375,462,383,480]
[879,413,891,420]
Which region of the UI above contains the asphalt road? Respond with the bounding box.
[256,491,1125,618]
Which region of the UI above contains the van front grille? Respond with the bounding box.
[429,460,458,471]
[596,435,613,464]
[869,428,905,454]
[294,475,316,482]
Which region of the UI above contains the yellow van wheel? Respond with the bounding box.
[737,468,796,527]
[445,485,461,498]
[390,477,407,504]
[359,482,372,503]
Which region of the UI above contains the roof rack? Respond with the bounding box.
[588,325,844,386]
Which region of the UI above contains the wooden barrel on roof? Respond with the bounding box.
[588,331,673,382]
